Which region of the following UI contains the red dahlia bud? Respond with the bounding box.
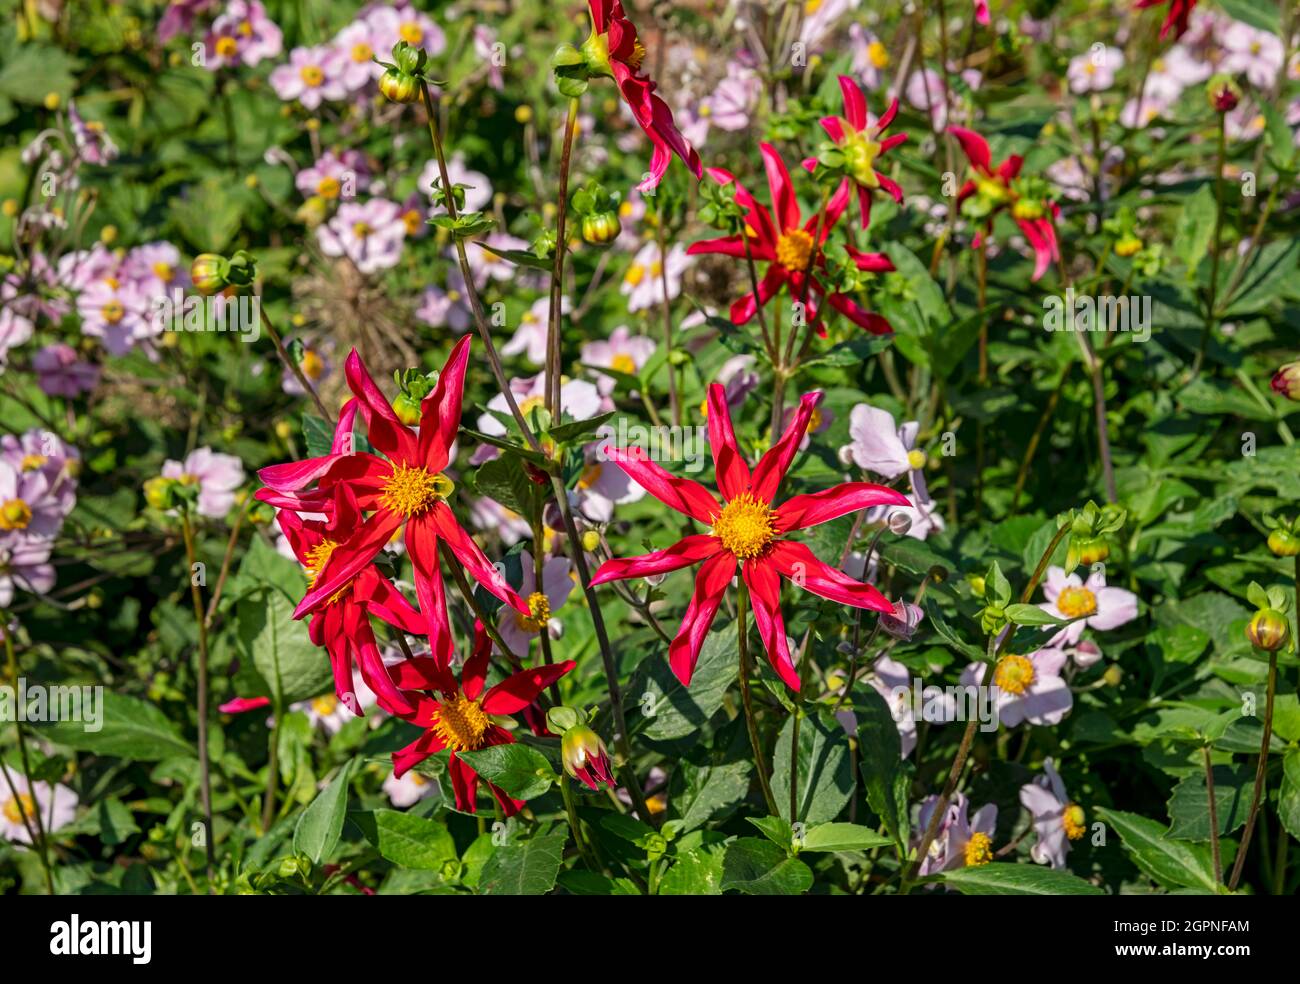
[1271,362,1300,402]
[1246,608,1290,652]
[190,253,227,295]
[561,724,616,790]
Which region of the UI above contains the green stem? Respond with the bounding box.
[180,509,216,883]
[1203,745,1222,885]
[2,623,54,893]
[1193,114,1227,376]
[736,582,778,815]
[1227,647,1278,891]
[546,98,580,417]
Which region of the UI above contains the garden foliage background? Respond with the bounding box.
[1,0,1299,896]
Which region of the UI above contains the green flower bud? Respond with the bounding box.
[1246,608,1290,652]
[581,210,621,246]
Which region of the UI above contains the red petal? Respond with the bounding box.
[667,551,736,686]
[707,382,752,498]
[481,660,575,714]
[345,348,418,465]
[750,391,823,502]
[591,533,721,585]
[760,142,801,233]
[837,75,867,130]
[417,335,471,474]
[768,540,895,612]
[429,501,529,614]
[948,126,992,173]
[775,481,911,532]
[603,446,721,525]
[743,558,801,690]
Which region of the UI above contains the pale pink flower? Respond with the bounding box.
[1039,565,1138,649]
[161,447,245,519]
[316,198,407,274]
[269,45,347,109]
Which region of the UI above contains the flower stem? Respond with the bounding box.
[2,622,54,893]
[180,509,216,883]
[560,774,599,870]
[736,581,778,815]
[261,712,280,834]
[1192,113,1227,377]
[1203,744,1222,884]
[1228,647,1277,891]
[259,306,331,423]
[546,98,580,418]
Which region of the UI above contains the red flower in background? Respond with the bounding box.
[689,143,895,335]
[815,76,907,228]
[1134,0,1197,41]
[275,484,425,716]
[591,383,908,690]
[583,0,702,192]
[948,126,1060,281]
[389,621,574,815]
[256,336,529,670]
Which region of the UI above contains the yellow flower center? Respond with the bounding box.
[311,694,339,717]
[627,38,647,72]
[993,654,1035,696]
[805,0,822,13]
[577,462,602,489]
[300,64,324,87]
[1063,803,1086,840]
[303,538,337,588]
[610,353,637,374]
[963,831,993,867]
[1057,586,1097,620]
[301,349,325,380]
[624,262,646,286]
[102,300,124,323]
[379,464,453,517]
[2,792,36,824]
[317,176,341,199]
[20,454,47,472]
[350,42,373,63]
[867,40,889,69]
[0,498,33,531]
[215,36,239,58]
[514,591,552,633]
[402,209,421,235]
[153,261,174,281]
[352,221,372,239]
[432,693,491,752]
[712,493,776,560]
[399,22,423,45]
[906,448,926,470]
[775,228,814,270]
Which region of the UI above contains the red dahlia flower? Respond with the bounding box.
[1134,0,1197,41]
[275,484,425,717]
[591,383,909,690]
[816,76,907,228]
[256,336,529,670]
[948,126,1060,282]
[689,143,895,334]
[583,0,702,192]
[389,621,574,815]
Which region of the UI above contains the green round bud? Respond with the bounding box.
[1246,608,1290,653]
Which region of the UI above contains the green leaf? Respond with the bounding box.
[670,760,752,833]
[799,822,892,853]
[457,744,557,801]
[472,454,543,519]
[95,799,141,847]
[351,809,457,870]
[1004,603,1067,626]
[940,862,1104,895]
[1216,0,1281,34]
[746,815,794,848]
[659,844,727,895]
[772,711,853,825]
[855,688,911,853]
[1278,750,1300,842]
[477,826,568,895]
[1173,183,1216,281]
[474,243,551,271]
[1095,807,1220,893]
[720,838,813,895]
[293,759,355,865]
[549,410,617,444]
[0,43,77,104]
[37,692,193,761]
[637,622,737,740]
[1166,765,1252,839]
[236,585,336,708]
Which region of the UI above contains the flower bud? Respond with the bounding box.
[1267,528,1300,557]
[190,253,227,296]
[581,210,621,246]
[392,391,422,426]
[561,724,616,790]
[391,41,427,76]
[1074,535,1109,566]
[1114,234,1142,258]
[379,68,420,103]
[223,249,258,289]
[1206,74,1240,113]
[1271,362,1300,402]
[143,476,178,510]
[1246,608,1290,652]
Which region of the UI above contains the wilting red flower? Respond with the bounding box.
[583,0,702,192]
[389,621,574,815]
[591,384,909,690]
[816,76,906,228]
[275,484,425,716]
[948,126,1060,282]
[689,143,895,335]
[561,723,616,790]
[1134,0,1197,41]
[256,336,529,669]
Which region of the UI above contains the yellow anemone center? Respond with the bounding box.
[624,262,646,286]
[311,694,339,717]
[402,209,421,235]
[1057,586,1097,620]
[215,36,238,58]
[3,792,36,824]
[399,22,423,45]
[432,693,490,751]
[577,462,602,489]
[867,40,889,69]
[352,221,372,239]
[380,464,453,517]
[301,349,325,380]
[317,176,341,199]
[515,591,552,633]
[906,448,926,470]
[993,654,1035,696]
[1063,803,1086,840]
[963,831,993,867]
[300,65,324,87]
[20,454,47,472]
[713,493,776,560]
[351,42,373,63]
[0,498,33,531]
[102,300,124,323]
[153,261,174,281]
[303,539,338,588]
[775,228,814,270]
[610,353,637,374]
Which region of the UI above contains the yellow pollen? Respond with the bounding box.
[101,300,124,323]
[215,36,238,58]
[2,792,36,824]
[577,462,603,489]
[300,349,325,381]
[610,353,637,374]
[351,42,374,63]
[624,262,646,286]
[153,261,174,281]
[300,64,324,87]
[775,228,814,270]
[410,773,427,786]
[963,831,993,867]
[646,793,667,814]
[867,40,889,69]
[1063,803,1086,840]
[515,591,552,633]
[906,448,926,470]
[808,408,823,432]
[402,209,421,235]
[432,693,490,752]
[399,23,423,45]
[994,654,1035,696]
[804,0,822,13]
[380,464,452,517]
[618,201,634,218]
[311,694,339,717]
[20,454,47,472]
[712,493,776,561]
[352,221,372,239]
[317,176,341,199]
[303,539,337,588]
[238,20,253,36]
[0,498,33,531]
[1057,586,1097,620]
[627,38,647,71]
[650,260,662,277]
